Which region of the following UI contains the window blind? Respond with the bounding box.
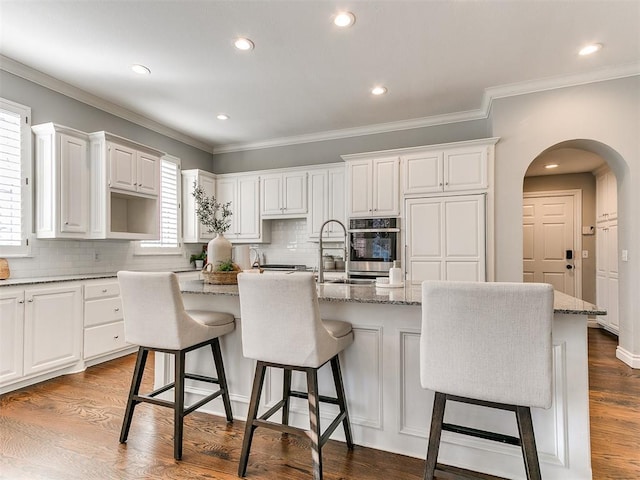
[140,157,180,249]
[0,108,23,247]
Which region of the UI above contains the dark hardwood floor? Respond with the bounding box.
[1,328,638,480]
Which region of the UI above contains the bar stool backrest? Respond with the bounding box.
[421,281,554,408]
[238,272,338,367]
[118,271,192,350]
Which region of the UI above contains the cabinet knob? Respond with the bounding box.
[102,289,107,293]
[64,221,69,225]
[114,307,120,312]
[445,182,449,186]
[439,183,443,186]
[18,300,24,304]
[114,335,119,339]
[27,299,33,303]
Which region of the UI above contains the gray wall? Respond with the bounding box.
[0,70,213,170]
[523,172,597,303]
[212,120,490,173]
[491,75,640,364]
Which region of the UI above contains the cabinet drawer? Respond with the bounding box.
[84,321,128,359]
[84,297,123,327]
[84,282,120,300]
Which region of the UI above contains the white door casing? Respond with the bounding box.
[523,190,582,297]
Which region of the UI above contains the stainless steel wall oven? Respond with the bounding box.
[348,217,400,278]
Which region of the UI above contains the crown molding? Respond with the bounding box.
[0,55,213,153]
[3,54,638,156]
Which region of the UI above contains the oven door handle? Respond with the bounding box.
[349,228,400,233]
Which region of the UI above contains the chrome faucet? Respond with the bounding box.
[318,219,349,283]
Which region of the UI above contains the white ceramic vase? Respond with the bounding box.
[207,233,232,269]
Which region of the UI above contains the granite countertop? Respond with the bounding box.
[0,269,199,287]
[180,279,606,315]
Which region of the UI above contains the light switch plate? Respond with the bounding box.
[582,250,589,259]
[621,250,629,261]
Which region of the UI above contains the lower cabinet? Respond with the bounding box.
[1,284,83,392]
[83,280,132,362]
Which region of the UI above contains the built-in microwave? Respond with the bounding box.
[348,218,400,278]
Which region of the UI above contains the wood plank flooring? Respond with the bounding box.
[1,328,638,480]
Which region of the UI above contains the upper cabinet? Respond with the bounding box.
[216,173,269,243]
[89,132,163,240]
[596,167,617,222]
[307,165,346,240]
[32,123,90,239]
[344,156,400,218]
[182,169,216,243]
[261,171,308,218]
[402,142,492,195]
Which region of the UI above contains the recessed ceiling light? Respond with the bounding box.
[131,64,151,75]
[579,43,603,56]
[371,86,387,96]
[544,163,559,169]
[234,37,254,51]
[217,114,230,120]
[334,12,356,27]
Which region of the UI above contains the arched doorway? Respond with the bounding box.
[522,139,624,334]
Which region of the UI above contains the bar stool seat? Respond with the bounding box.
[420,280,554,480]
[117,271,235,461]
[237,272,355,480]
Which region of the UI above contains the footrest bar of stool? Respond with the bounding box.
[258,399,287,421]
[254,418,306,437]
[185,373,220,385]
[133,394,174,409]
[183,389,223,416]
[320,411,347,447]
[443,422,521,446]
[288,390,340,405]
[148,382,175,398]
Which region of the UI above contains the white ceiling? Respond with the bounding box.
[1,0,639,154]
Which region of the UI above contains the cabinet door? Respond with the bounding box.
[606,172,617,220]
[59,133,89,233]
[216,177,238,239]
[283,172,307,214]
[0,290,24,384]
[444,146,488,191]
[402,151,443,194]
[108,142,137,192]
[348,160,373,217]
[327,167,346,237]
[373,157,400,216]
[405,195,485,284]
[136,152,159,196]
[236,175,261,239]
[23,285,82,376]
[595,273,608,327]
[261,174,282,215]
[308,170,328,238]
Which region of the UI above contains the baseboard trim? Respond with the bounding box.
[616,346,640,369]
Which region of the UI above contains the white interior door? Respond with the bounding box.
[523,194,577,295]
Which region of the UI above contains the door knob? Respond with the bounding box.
[566,264,574,270]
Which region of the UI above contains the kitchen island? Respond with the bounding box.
[165,279,603,480]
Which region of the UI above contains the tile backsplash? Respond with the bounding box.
[4,218,345,279]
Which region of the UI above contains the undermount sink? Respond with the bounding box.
[324,278,376,285]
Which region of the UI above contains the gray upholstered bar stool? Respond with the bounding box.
[237,272,354,480]
[117,271,235,460]
[420,281,554,480]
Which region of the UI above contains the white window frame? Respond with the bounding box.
[0,98,32,257]
[135,154,183,255]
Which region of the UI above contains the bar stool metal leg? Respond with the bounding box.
[238,361,267,477]
[516,406,542,480]
[306,367,322,480]
[330,355,354,449]
[282,369,292,431]
[120,347,148,444]
[174,350,186,460]
[210,338,233,422]
[424,392,446,480]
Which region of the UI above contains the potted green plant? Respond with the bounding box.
[189,251,207,269]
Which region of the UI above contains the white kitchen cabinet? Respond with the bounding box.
[182,169,217,243]
[0,289,24,385]
[308,165,346,240]
[23,284,83,377]
[405,194,486,284]
[89,131,163,240]
[595,166,618,334]
[32,123,90,239]
[402,143,490,195]
[83,280,132,363]
[216,173,269,243]
[261,170,308,217]
[345,156,400,217]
